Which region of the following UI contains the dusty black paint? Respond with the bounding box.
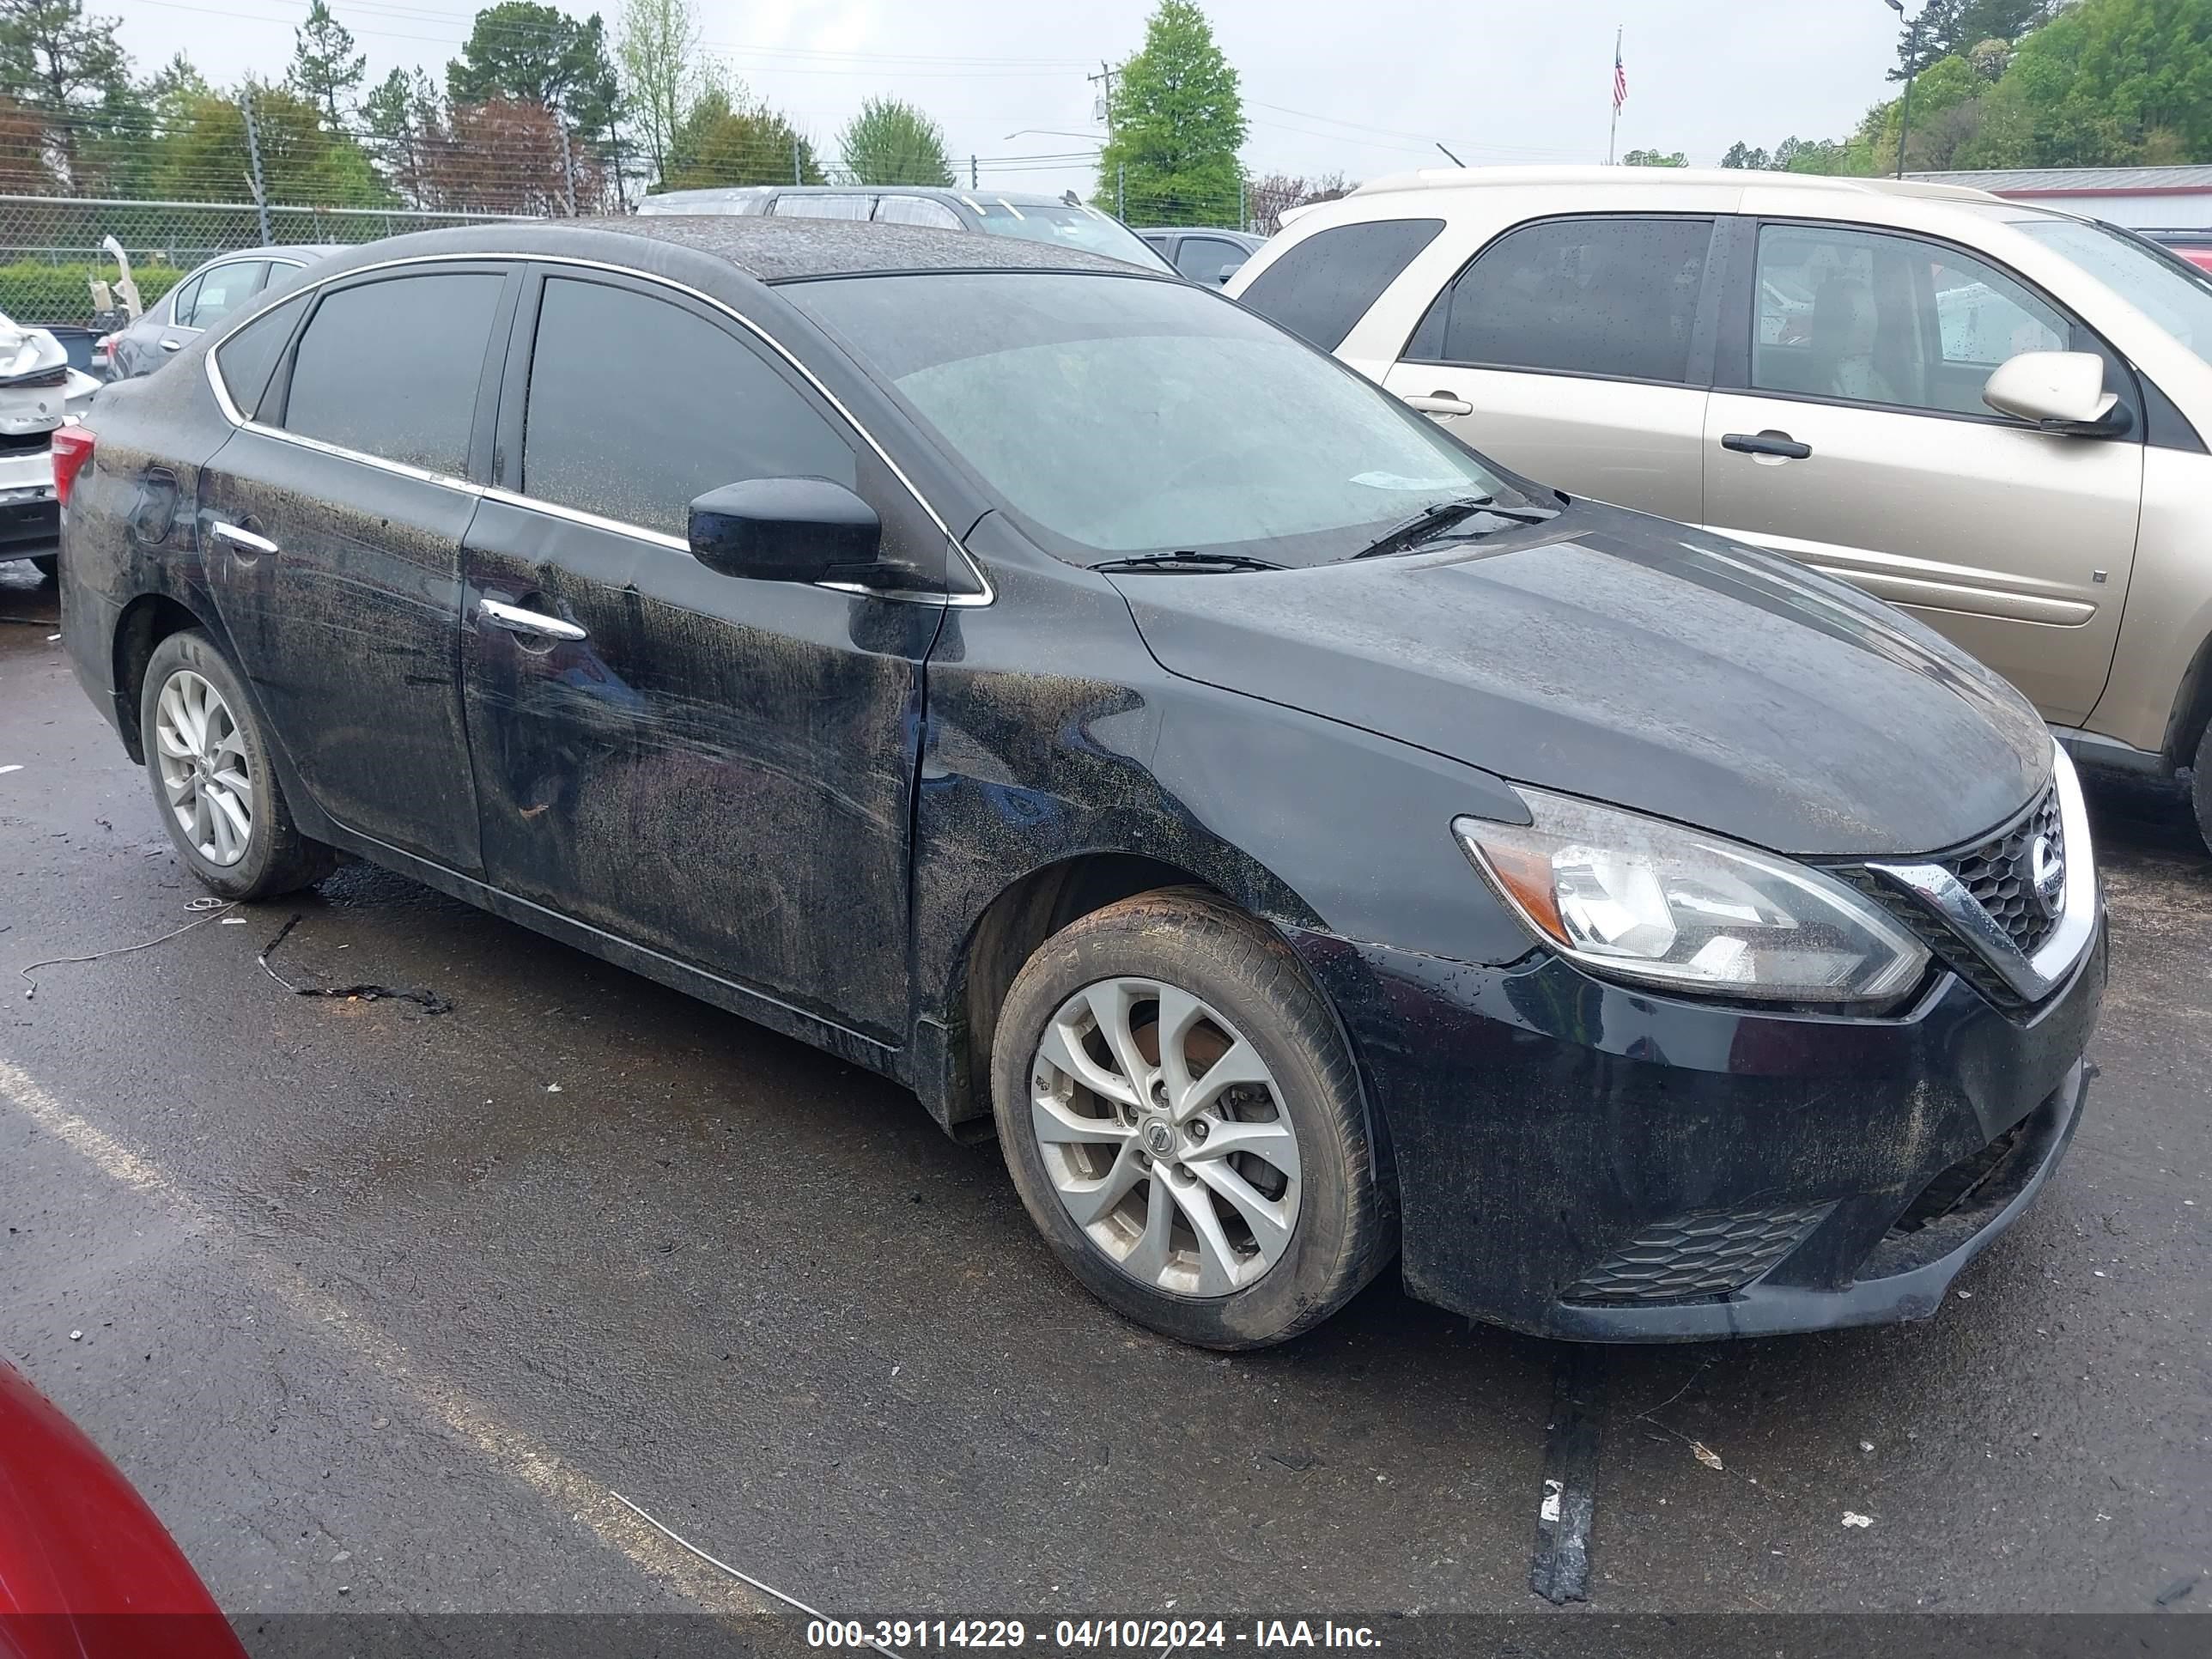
[60,221,2105,1340]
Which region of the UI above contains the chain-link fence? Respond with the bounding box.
[0,194,529,325]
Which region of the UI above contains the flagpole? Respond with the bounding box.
[1607,25,1622,164]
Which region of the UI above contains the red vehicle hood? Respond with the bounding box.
[0,1362,244,1659]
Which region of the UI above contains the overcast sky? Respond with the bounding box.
[120,0,1907,198]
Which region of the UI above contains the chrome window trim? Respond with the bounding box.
[1868,739,2097,1003]
[201,248,995,607]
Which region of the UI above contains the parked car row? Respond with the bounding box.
[1230,167,2212,849]
[63,206,2105,1351]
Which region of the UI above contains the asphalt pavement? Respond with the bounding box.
[2,557,2207,1626]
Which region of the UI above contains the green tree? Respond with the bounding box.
[1894,0,2056,76]
[155,82,390,205]
[1718,141,1771,169]
[1620,148,1687,167]
[0,0,129,187]
[289,0,366,130]
[1966,0,2212,166]
[363,64,440,203]
[448,2,620,150]
[617,0,699,185]
[838,95,952,185]
[663,82,823,189]
[1096,0,1246,226]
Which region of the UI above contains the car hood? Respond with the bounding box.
[1113,501,2051,858]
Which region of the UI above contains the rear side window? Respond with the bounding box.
[1237,218,1444,351]
[280,272,503,477]
[519,276,855,539]
[876,195,963,228]
[179,261,268,329]
[1176,236,1248,283]
[1405,216,1714,385]
[774,194,875,221]
[212,289,308,420]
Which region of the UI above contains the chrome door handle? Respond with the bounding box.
[209,520,279,556]
[1401,390,1474,416]
[159,337,184,352]
[480,596,587,642]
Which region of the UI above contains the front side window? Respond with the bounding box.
[1406,217,1713,384]
[281,271,504,476]
[520,276,854,539]
[1750,223,2067,416]
[875,195,963,229]
[1239,217,1444,351]
[785,270,1522,568]
[2008,214,2212,362]
[1176,236,1247,283]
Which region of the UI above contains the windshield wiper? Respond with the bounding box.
[1350,495,1557,561]
[1091,551,1282,574]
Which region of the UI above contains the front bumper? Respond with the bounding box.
[1291,912,2105,1341]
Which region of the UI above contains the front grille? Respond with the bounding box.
[1945,787,2063,957]
[1563,1202,1829,1304]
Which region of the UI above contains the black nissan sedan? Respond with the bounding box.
[56,218,2103,1349]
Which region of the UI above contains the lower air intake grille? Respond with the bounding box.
[1564,1202,1830,1304]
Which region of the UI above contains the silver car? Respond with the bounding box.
[106,246,337,381]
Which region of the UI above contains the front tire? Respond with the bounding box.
[139,629,335,900]
[990,887,1392,1349]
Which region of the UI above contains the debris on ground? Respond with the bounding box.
[1692,1441,1724,1472]
[19,897,238,999]
[258,913,453,1014]
[2155,1576,2197,1607]
[1842,1511,1875,1528]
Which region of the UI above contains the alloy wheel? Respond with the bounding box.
[1029,976,1302,1297]
[154,668,253,867]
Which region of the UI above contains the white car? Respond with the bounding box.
[0,313,100,577]
[1227,166,2212,843]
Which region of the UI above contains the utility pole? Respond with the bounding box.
[1087,59,1117,125]
[241,88,272,243]
[1116,161,1125,220]
[557,120,578,216]
[1885,0,1920,179]
[970,155,977,190]
[793,132,803,185]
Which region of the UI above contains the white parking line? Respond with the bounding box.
[0,1055,773,1616]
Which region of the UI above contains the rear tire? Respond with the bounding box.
[990,886,1393,1349]
[29,553,55,579]
[139,629,335,901]
[2194,723,2212,854]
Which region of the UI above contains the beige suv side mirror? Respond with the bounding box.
[1982,350,2128,435]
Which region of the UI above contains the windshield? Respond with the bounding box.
[784,271,1522,568]
[959,198,1177,273]
[2008,215,2212,360]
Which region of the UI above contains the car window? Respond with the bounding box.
[875,195,963,229]
[280,271,504,476]
[165,274,203,326]
[772,194,876,221]
[179,262,269,330]
[785,270,1521,568]
[212,290,310,420]
[1405,217,1713,384]
[1751,223,2066,417]
[1237,218,1445,352]
[963,199,1178,272]
[520,276,856,539]
[1176,237,1246,283]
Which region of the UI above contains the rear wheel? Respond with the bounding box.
[2194,723,2212,854]
[139,629,335,900]
[991,887,1392,1349]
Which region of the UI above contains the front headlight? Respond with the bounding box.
[1453,790,1929,1005]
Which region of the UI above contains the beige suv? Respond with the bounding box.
[1229,167,2212,846]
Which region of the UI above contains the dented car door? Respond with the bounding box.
[459,264,938,1042]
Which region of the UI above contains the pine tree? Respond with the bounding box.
[1095,1,1246,228]
[289,0,366,130]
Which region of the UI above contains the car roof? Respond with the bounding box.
[294,216,1144,287]
[1347,164,2004,205]
[197,245,343,265]
[647,185,1088,207]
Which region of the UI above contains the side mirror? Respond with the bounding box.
[1215,264,1240,285]
[1982,350,2130,436]
[688,477,882,584]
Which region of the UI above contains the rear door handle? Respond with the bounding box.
[1722,429,1812,460]
[209,520,278,557]
[480,596,587,642]
[1401,390,1474,416]
[159,337,184,352]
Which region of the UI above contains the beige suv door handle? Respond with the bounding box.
[1401,390,1474,416]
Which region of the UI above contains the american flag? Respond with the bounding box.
[1612,43,1627,113]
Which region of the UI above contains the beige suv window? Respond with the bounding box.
[1752,223,2066,418]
